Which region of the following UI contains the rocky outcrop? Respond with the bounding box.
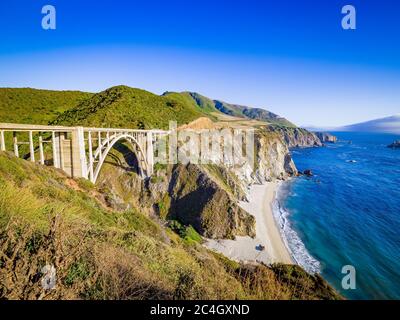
[269,127,322,148]
[388,140,400,149]
[165,130,297,238]
[303,169,313,177]
[97,162,256,240]
[96,128,297,240]
[315,132,337,143]
[167,164,255,239]
[253,131,297,181]
[200,130,297,201]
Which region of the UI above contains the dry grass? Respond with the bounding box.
[0,215,90,299]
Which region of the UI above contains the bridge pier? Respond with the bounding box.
[70,127,88,179]
[0,130,5,151]
[147,132,154,176]
[52,131,60,168]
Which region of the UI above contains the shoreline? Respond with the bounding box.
[205,181,293,265]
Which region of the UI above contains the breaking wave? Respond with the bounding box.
[272,183,321,274]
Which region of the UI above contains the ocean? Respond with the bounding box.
[274,132,400,300]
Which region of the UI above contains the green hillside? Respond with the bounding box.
[0,152,341,300]
[164,91,296,128]
[0,88,92,124]
[160,91,222,121]
[0,86,296,130]
[213,99,296,127]
[52,86,208,130]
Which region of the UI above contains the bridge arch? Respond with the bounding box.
[89,132,151,184]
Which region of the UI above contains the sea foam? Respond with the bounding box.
[272,183,321,274]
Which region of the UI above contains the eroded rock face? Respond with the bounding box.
[167,164,256,239]
[96,128,298,240]
[254,131,297,182]
[210,130,297,201]
[163,131,298,239]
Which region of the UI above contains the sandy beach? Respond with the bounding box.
[205,182,293,265]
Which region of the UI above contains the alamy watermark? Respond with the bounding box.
[41,264,57,290]
[154,121,255,169]
[41,4,356,31]
[41,5,56,30]
[342,5,356,30]
[341,265,356,290]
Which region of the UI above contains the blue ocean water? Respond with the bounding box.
[275,132,400,300]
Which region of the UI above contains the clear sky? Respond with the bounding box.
[0,0,399,127]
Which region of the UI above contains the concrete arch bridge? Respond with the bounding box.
[0,123,169,183]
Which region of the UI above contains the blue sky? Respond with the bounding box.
[0,0,399,126]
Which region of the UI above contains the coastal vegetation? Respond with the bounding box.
[51,86,208,130]
[0,152,341,300]
[0,88,92,125]
[164,91,297,128]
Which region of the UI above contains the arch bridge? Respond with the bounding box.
[0,123,169,183]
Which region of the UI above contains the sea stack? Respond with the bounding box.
[315,132,338,143]
[303,169,313,177]
[387,140,400,149]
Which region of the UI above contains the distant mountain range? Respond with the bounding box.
[306,115,400,134]
[339,115,400,134]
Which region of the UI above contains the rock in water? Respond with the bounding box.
[388,140,400,149]
[303,169,313,177]
[315,132,338,143]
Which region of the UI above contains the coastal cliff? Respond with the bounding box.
[96,128,297,240]
[270,127,322,148]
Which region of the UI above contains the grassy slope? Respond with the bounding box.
[178,92,219,115]
[52,86,210,130]
[164,91,297,128]
[0,86,296,129]
[0,152,341,300]
[0,88,93,124]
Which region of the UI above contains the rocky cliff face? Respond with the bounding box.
[315,132,337,143]
[96,129,297,240]
[254,131,297,181]
[97,161,256,240]
[167,164,255,239]
[224,130,297,197]
[270,127,322,148]
[164,130,297,239]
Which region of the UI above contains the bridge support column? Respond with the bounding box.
[0,130,5,151]
[38,135,45,165]
[29,131,35,162]
[52,131,60,168]
[71,127,88,179]
[13,132,19,157]
[147,132,154,176]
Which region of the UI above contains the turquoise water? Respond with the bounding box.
[275,132,400,300]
